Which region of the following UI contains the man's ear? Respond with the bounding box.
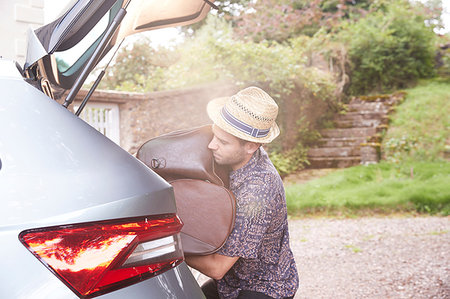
[245,142,261,155]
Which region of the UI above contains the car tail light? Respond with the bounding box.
[19,214,184,298]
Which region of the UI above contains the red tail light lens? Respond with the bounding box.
[19,214,184,298]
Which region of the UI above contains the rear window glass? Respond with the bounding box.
[54,1,121,75]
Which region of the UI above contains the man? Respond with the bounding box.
[186,86,299,299]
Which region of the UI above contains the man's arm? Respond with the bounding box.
[185,253,239,280]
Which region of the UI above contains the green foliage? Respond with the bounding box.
[383,135,419,162]
[98,15,337,114]
[285,161,450,216]
[98,1,444,180]
[338,0,437,95]
[270,115,324,176]
[270,144,309,179]
[181,0,252,33]
[296,117,322,144]
[101,15,338,177]
[382,79,450,162]
[437,48,450,77]
[177,16,339,174]
[436,36,450,77]
[99,38,179,91]
[161,15,333,96]
[232,0,375,42]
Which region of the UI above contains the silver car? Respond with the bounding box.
[0,0,213,298]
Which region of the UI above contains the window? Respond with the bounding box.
[53,0,122,75]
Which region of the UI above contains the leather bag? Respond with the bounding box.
[137,125,229,188]
[136,125,235,255]
[171,179,236,255]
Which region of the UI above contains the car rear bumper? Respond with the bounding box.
[99,262,205,299]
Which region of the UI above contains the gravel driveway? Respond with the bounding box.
[289,216,449,299]
[193,168,449,297]
[193,216,449,298]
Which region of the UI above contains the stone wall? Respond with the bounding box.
[75,82,240,154]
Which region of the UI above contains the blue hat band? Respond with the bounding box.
[220,107,270,138]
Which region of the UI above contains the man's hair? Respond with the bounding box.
[237,137,261,148]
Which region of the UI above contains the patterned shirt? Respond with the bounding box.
[216,147,299,299]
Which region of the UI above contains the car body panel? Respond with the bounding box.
[0,59,175,226]
[1,0,213,297]
[0,58,204,298]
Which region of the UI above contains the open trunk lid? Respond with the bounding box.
[24,0,212,92]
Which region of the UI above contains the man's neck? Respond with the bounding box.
[231,156,252,171]
[231,148,259,171]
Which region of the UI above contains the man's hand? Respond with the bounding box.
[185,253,239,280]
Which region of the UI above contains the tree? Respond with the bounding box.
[180,0,252,35]
[338,0,437,94]
[231,0,373,42]
[98,38,179,91]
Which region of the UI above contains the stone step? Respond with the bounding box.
[347,102,389,112]
[349,99,377,105]
[320,127,376,138]
[336,111,388,121]
[350,94,403,105]
[308,146,360,158]
[308,156,361,168]
[316,137,366,147]
[305,93,405,169]
[334,118,383,128]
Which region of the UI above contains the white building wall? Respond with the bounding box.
[0,0,45,66]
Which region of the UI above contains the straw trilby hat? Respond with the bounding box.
[207,86,280,143]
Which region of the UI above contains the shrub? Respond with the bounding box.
[436,39,450,77]
[338,1,436,95]
[269,144,309,179]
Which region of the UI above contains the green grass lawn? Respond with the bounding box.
[285,78,450,217]
[285,161,450,216]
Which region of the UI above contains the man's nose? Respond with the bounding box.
[208,138,217,150]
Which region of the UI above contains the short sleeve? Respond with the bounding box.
[218,174,277,259]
